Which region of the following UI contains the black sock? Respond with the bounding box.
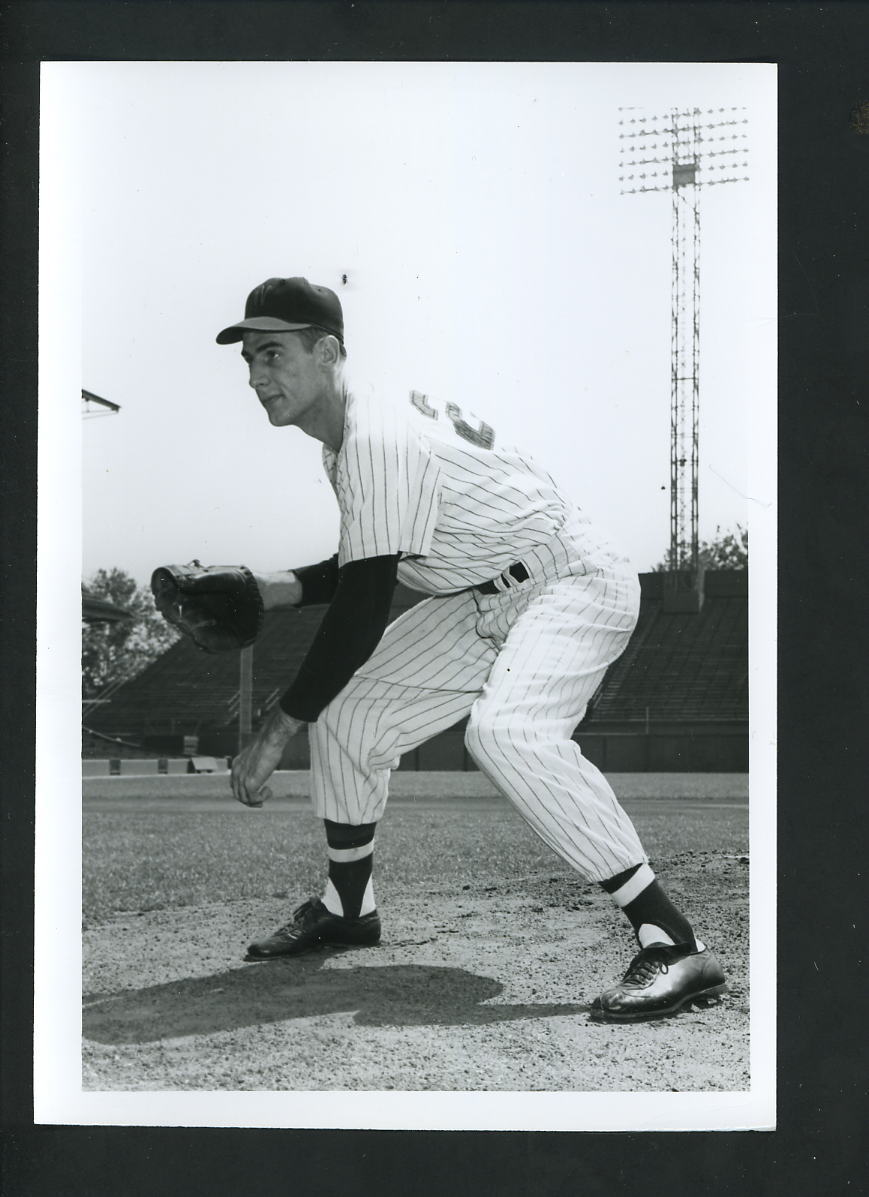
[323,820,376,919]
[600,863,697,951]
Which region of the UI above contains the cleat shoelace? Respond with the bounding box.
[621,946,681,988]
[273,899,318,941]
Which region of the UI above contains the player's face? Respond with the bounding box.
[241,330,324,427]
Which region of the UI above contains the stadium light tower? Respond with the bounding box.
[618,107,749,606]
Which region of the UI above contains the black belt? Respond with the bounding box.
[477,561,530,595]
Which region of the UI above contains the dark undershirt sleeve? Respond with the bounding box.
[293,554,340,607]
[279,554,400,723]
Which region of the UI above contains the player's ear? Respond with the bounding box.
[316,334,341,367]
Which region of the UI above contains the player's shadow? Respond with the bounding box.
[83,952,587,1045]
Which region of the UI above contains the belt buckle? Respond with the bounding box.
[496,561,529,592]
[478,560,529,597]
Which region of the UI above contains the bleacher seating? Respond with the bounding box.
[589,571,747,724]
[86,574,747,761]
[85,584,421,745]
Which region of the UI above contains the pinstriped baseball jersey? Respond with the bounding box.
[311,381,649,882]
[322,388,629,595]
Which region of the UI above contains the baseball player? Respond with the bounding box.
[188,276,727,1021]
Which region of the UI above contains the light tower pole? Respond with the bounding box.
[618,107,749,608]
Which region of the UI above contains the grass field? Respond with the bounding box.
[83,772,748,926]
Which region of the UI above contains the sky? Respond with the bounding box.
[43,61,775,585]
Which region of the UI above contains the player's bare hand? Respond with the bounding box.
[231,707,302,807]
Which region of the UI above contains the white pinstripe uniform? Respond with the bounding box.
[309,387,648,883]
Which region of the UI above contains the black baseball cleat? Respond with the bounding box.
[245,897,381,961]
[589,943,728,1023]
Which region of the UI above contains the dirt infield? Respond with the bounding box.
[83,772,750,1096]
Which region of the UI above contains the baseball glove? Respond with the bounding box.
[151,561,264,653]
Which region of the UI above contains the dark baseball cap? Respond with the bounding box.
[216,276,344,345]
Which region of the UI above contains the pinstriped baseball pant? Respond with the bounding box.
[309,569,648,882]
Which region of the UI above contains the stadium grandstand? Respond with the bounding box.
[83,569,747,772]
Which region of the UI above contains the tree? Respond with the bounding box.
[652,523,748,572]
[82,568,180,698]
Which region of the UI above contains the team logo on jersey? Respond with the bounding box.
[409,390,496,450]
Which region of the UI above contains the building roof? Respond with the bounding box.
[82,590,134,623]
